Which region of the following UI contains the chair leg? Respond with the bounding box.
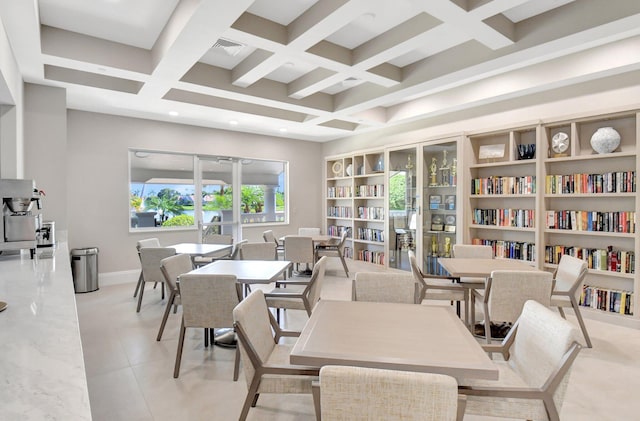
[233,346,240,381]
[133,271,143,298]
[156,291,175,341]
[239,379,261,421]
[339,254,349,277]
[136,281,146,312]
[312,382,321,421]
[173,320,186,378]
[570,299,593,348]
[483,302,491,344]
[161,283,165,300]
[204,328,209,347]
[557,307,566,318]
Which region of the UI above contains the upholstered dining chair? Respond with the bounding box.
[314,365,464,421]
[460,300,582,421]
[156,253,193,341]
[352,272,418,304]
[137,247,176,312]
[233,289,320,421]
[193,238,247,267]
[284,235,315,276]
[315,229,350,277]
[173,273,242,380]
[452,244,493,323]
[134,238,161,298]
[551,254,592,348]
[262,230,284,259]
[264,256,327,323]
[239,241,277,260]
[192,234,233,266]
[472,270,553,343]
[408,250,465,313]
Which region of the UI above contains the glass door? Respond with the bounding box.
[197,157,241,242]
[387,147,418,271]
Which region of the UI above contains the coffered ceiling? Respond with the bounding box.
[2,0,640,142]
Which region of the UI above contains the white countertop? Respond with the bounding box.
[0,235,91,420]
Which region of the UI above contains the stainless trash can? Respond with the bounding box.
[71,247,99,293]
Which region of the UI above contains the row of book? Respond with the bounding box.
[472,208,535,228]
[343,247,353,259]
[355,184,384,198]
[357,206,385,220]
[327,225,351,238]
[327,186,352,198]
[545,171,636,194]
[580,286,634,315]
[544,245,635,274]
[327,206,352,218]
[545,210,636,233]
[470,175,536,195]
[471,238,536,262]
[355,227,384,243]
[357,249,385,265]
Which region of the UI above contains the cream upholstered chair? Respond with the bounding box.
[239,242,277,260]
[408,250,465,313]
[262,230,284,258]
[233,289,319,421]
[192,234,233,266]
[315,229,350,277]
[460,300,582,421]
[298,227,321,236]
[473,270,553,343]
[452,244,493,323]
[551,254,592,348]
[314,365,464,421]
[284,235,315,275]
[156,253,193,341]
[173,273,242,380]
[137,247,176,312]
[264,256,327,322]
[134,238,161,298]
[352,272,418,304]
[193,238,247,267]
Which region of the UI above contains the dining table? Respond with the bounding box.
[167,242,232,261]
[437,257,539,329]
[290,300,498,383]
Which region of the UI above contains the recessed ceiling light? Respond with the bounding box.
[229,120,238,125]
[168,111,179,116]
[279,127,288,133]
[97,67,106,72]
[284,62,295,67]
[362,12,376,20]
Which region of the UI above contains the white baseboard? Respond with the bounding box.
[99,270,138,287]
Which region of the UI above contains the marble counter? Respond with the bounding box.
[0,237,91,420]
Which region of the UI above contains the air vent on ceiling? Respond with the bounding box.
[212,38,246,57]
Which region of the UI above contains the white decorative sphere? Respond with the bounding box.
[590,127,620,154]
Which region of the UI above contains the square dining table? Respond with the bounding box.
[188,259,292,286]
[290,300,498,383]
[167,242,232,258]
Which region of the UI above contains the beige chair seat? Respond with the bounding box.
[424,287,465,301]
[264,285,307,311]
[260,344,315,393]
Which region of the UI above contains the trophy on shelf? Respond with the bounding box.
[444,237,451,258]
[439,150,450,186]
[451,158,457,186]
[431,235,438,256]
[429,157,438,186]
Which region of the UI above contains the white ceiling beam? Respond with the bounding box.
[139,0,254,98]
[0,0,42,81]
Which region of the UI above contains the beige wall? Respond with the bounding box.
[66,110,323,273]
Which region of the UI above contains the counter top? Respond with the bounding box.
[0,238,91,420]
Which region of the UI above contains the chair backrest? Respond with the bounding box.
[136,238,161,253]
[284,235,315,265]
[319,365,459,421]
[554,254,588,301]
[178,273,240,329]
[229,239,248,260]
[139,247,176,283]
[337,228,349,251]
[298,227,321,236]
[353,272,417,304]
[510,300,580,403]
[203,234,233,245]
[304,256,328,312]
[262,230,280,246]
[487,270,553,323]
[240,242,277,260]
[160,253,193,292]
[452,244,493,259]
[233,289,277,387]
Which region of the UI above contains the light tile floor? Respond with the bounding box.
[76,259,640,420]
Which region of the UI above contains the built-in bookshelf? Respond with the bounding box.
[463,126,539,264]
[541,111,639,322]
[325,151,386,266]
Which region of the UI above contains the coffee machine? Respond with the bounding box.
[0,179,42,258]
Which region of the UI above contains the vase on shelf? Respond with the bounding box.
[590,127,620,154]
